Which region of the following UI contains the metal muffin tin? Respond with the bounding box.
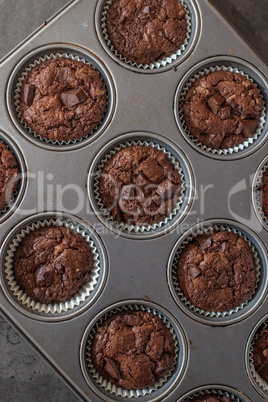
[0,0,267,401]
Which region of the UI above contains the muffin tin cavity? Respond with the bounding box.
[0,212,108,322]
[174,56,267,160]
[252,155,268,231]
[178,385,251,402]
[245,314,268,400]
[6,44,116,151]
[95,0,201,73]
[0,131,27,224]
[88,132,194,239]
[80,300,188,401]
[167,219,268,326]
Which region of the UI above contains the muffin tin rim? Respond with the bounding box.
[87,131,195,240]
[251,154,268,232]
[174,55,268,160]
[5,42,116,152]
[0,211,109,322]
[80,299,189,402]
[167,218,268,326]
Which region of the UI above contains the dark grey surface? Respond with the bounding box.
[0,1,267,401]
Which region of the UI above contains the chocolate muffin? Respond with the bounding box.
[13,226,93,304]
[177,230,256,312]
[182,70,263,149]
[19,57,106,143]
[106,0,187,65]
[99,145,182,226]
[190,395,232,402]
[92,310,175,390]
[0,142,19,211]
[253,327,268,383]
[260,169,268,218]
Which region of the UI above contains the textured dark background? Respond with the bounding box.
[0,0,267,401]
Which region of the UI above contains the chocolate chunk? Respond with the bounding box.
[121,184,136,200]
[105,359,120,380]
[60,89,87,108]
[112,205,123,223]
[226,96,237,109]
[154,354,174,375]
[123,314,143,326]
[217,270,229,287]
[218,105,231,120]
[155,179,178,200]
[207,94,225,114]
[134,173,150,188]
[140,158,165,183]
[189,266,201,279]
[22,84,35,106]
[262,348,268,358]
[235,119,258,137]
[142,6,150,13]
[56,67,69,83]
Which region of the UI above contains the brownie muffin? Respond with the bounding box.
[19,57,106,143]
[99,145,182,226]
[106,0,187,65]
[13,226,93,304]
[177,230,256,312]
[190,395,232,402]
[182,71,263,149]
[260,169,268,218]
[253,327,268,383]
[92,310,175,390]
[0,142,19,211]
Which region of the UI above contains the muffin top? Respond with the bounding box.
[0,142,19,211]
[182,70,262,150]
[99,145,182,226]
[92,310,175,390]
[13,226,93,304]
[19,57,106,143]
[106,0,187,65]
[190,395,232,402]
[177,230,256,312]
[253,327,268,383]
[260,169,268,218]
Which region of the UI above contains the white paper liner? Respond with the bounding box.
[94,140,186,233]
[14,53,108,146]
[185,389,239,401]
[248,320,268,394]
[254,159,268,229]
[172,225,261,318]
[4,218,100,314]
[85,304,179,398]
[101,0,191,70]
[0,140,20,217]
[178,65,266,155]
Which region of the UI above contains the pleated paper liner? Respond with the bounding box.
[248,319,268,396]
[85,304,179,398]
[4,218,100,314]
[14,53,108,146]
[100,0,191,70]
[94,140,185,233]
[178,65,266,155]
[253,156,268,230]
[171,225,261,318]
[183,388,240,401]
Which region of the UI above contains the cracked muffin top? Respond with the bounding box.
[0,142,19,211]
[106,0,187,65]
[13,226,93,304]
[99,145,182,227]
[91,310,175,390]
[182,70,263,150]
[177,230,256,312]
[19,57,107,143]
[253,326,268,383]
[190,395,232,402]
